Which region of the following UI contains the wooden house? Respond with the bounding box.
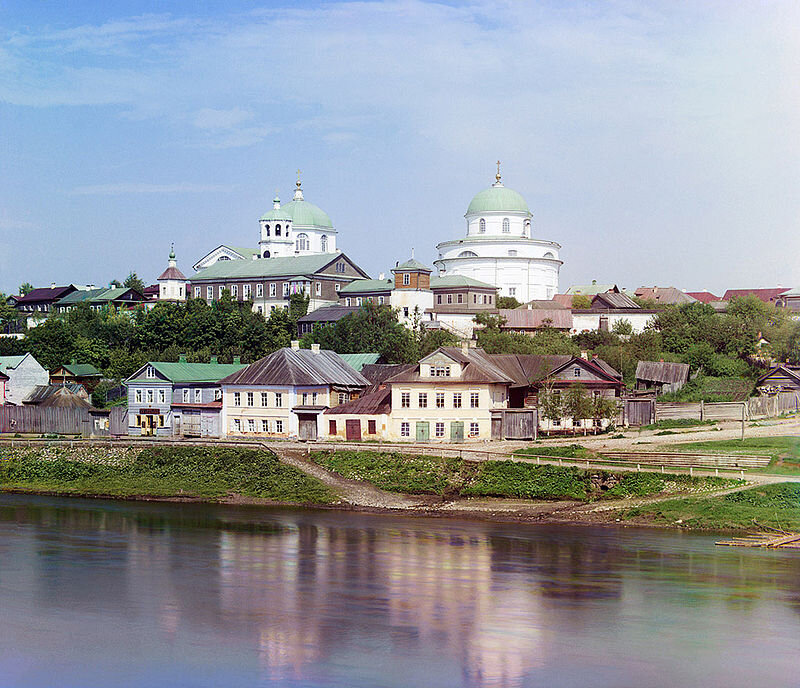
[0,354,49,405]
[50,361,102,392]
[756,365,800,396]
[635,361,690,395]
[324,386,392,440]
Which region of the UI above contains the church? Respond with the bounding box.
[434,166,562,302]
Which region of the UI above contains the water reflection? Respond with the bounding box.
[1,495,800,687]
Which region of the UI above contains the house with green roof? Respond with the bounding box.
[124,355,248,437]
[0,353,49,406]
[50,360,103,392]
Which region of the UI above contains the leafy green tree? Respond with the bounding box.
[123,272,147,294]
[564,384,594,435]
[591,394,620,430]
[18,282,33,296]
[571,294,592,309]
[496,296,521,309]
[477,327,579,356]
[536,381,564,436]
[611,318,633,335]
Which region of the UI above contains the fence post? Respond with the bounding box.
[741,403,746,441]
[700,400,704,421]
[689,466,693,477]
[637,463,640,472]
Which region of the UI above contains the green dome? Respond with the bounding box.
[280,199,333,229]
[466,184,530,215]
[259,207,293,222]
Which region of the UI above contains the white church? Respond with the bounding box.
[434,166,562,302]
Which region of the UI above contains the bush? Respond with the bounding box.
[464,462,591,500]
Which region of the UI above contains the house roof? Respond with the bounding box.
[220,348,369,388]
[393,258,432,273]
[190,252,367,282]
[778,286,800,297]
[298,305,360,323]
[55,288,107,306]
[24,383,87,405]
[324,386,391,415]
[430,275,496,290]
[339,279,393,294]
[757,365,800,386]
[129,361,248,384]
[592,292,640,309]
[158,266,187,281]
[552,294,575,308]
[686,291,721,303]
[519,299,568,310]
[0,370,8,381]
[566,283,619,295]
[36,386,93,409]
[721,288,790,303]
[0,355,29,373]
[498,308,573,330]
[634,287,697,305]
[340,274,498,294]
[53,363,101,377]
[16,286,76,304]
[635,361,690,384]
[90,287,144,303]
[361,363,416,386]
[339,353,382,372]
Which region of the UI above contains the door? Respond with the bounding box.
[345,419,361,441]
[415,421,429,442]
[450,421,464,442]
[298,414,318,441]
[201,413,215,437]
[142,414,156,436]
[491,413,502,440]
[183,410,201,437]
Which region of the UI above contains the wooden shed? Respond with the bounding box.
[635,361,690,395]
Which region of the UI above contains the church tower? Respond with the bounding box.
[157,245,187,302]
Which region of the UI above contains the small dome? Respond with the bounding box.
[466,183,531,216]
[259,207,293,222]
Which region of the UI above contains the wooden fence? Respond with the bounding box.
[0,406,128,437]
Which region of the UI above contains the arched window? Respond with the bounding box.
[458,250,478,257]
[320,235,328,252]
[275,224,281,236]
[263,250,270,258]
[502,218,510,233]
[264,224,270,236]
[524,219,530,235]
[296,233,309,251]
[479,219,486,233]
[543,252,554,259]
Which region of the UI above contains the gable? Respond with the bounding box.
[551,360,609,383]
[126,363,170,384]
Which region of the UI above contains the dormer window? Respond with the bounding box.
[502,218,510,233]
[402,273,410,286]
[431,365,451,377]
[146,366,156,378]
[574,367,581,377]
[479,219,486,233]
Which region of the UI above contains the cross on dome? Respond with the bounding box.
[494,160,503,187]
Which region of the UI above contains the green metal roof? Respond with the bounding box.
[55,288,106,305]
[393,258,432,272]
[339,278,393,294]
[147,361,248,383]
[230,246,260,258]
[259,199,333,228]
[191,253,347,281]
[339,353,382,372]
[0,355,26,373]
[61,363,101,377]
[91,287,130,302]
[466,184,531,215]
[430,275,496,289]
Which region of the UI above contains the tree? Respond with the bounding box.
[18,282,33,296]
[563,384,594,435]
[611,318,633,335]
[123,272,147,294]
[591,394,619,432]
[0,294,19,326]
[497,296,521,309]
[537,380,564,436]
[571,294,591,309]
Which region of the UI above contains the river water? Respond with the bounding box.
[0,494,799,688]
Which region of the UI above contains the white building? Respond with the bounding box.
[0,354,49,406]
[157,246,187,302]
[434,168,562,302]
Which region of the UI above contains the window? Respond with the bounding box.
[275,392,282,407]
[489,295,492,304]
[233,392,241,406]
[435,422,445,438]
[336,262,346,273]
[282,283,289,296]
[194,389,201,403]
[447,294,452,304]
[470,392,479,408]
[436,392,445,408]
[231,285,238,298]
[321,235,328,251]
[335,283,341,292]
[453,392,462,408]
[296,233,309,251]
[248,419,256,432]
[302,392,308,405]
[214,389,222,401]
[403,273,410,286]
[261,392,269,406]
[264,224,270,236]
[233,418,241,432]
[182,388,190,403]
[275,419,283,433]
[247,392,254,406]
[401,392,410,408]
[418,392,427,408]
[338,392,349,405]
[378,296,384,305]
[146,389,154,403]
[345,297,352,306]
[329,419,337,435]
[553,417,561,426]
[262,419,270,432]
[257,284,264,298]
[356,297,362,306]
[469,422,479,437]
[432,365,451,377]
[316,282,321,296]
[312,392,318,405]
[270,283,276,297]
[275,224,281,236]
[401,422,410,437]
[146,366,156,378]
[573,418,581,428]
[479,218,486,233]
[457,294,463,304]
[219,286,225,298]
[502,218,510,233]
[437,294,442,305]
[403,307,409,318]
[508,288,516,297]
[368,420,376,434]
[243,284,251,299]
[483,295,488,304]
[508,250,517,257]
[574,368,581,377]
[206,286,213,300]
[135,389,142,404]
[194,287,201,298]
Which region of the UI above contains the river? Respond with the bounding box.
[0,494,798,687]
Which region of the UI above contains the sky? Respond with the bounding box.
[1,0,799,296]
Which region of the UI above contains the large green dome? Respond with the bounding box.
[279,199,333,229]
[466,183,530,215]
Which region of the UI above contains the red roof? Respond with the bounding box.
[686,291,720,303]
[722,288,789,303]
[158,266,187,281]
[499,308,573,330]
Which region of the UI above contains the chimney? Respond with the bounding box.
[233,356,241,364]
[210,355,218,364]
[50,282,56,288]
[178,354,187,363]
[379,272,385,280]
[290,340,300,350]
[580,350,589,360]
[461,341,470,355]
[311,343,320,354]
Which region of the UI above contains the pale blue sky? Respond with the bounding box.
[1,1,798,295]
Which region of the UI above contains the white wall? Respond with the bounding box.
[3,354,49,405]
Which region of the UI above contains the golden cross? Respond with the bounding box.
[296,169,302,184]
[495,160,502,182]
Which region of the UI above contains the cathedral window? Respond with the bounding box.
[264,224,270,236]
[275,224,281,236]
[524,220,531,235]
[508,250,517,256]
[263,250,270,258]
[296,233,309,251]
[458,250,478,257]
[321,235,328,251]
[502,218,510,233]
[479,219,486,233]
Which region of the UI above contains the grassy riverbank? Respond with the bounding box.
[0,445,336,504]
[311,449,738,501]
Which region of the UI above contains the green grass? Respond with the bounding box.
[624,483,800,531]
[0,445,335,503]
[641,418,718,431]
[312,450,738,501]
[513,443,596,460]
[656,436,800,474]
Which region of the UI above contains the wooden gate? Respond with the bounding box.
[182,410,201,437]
[624,398,654,426]
[345,419,361,441]
[297,413,318,441]
[490,410,537,440]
